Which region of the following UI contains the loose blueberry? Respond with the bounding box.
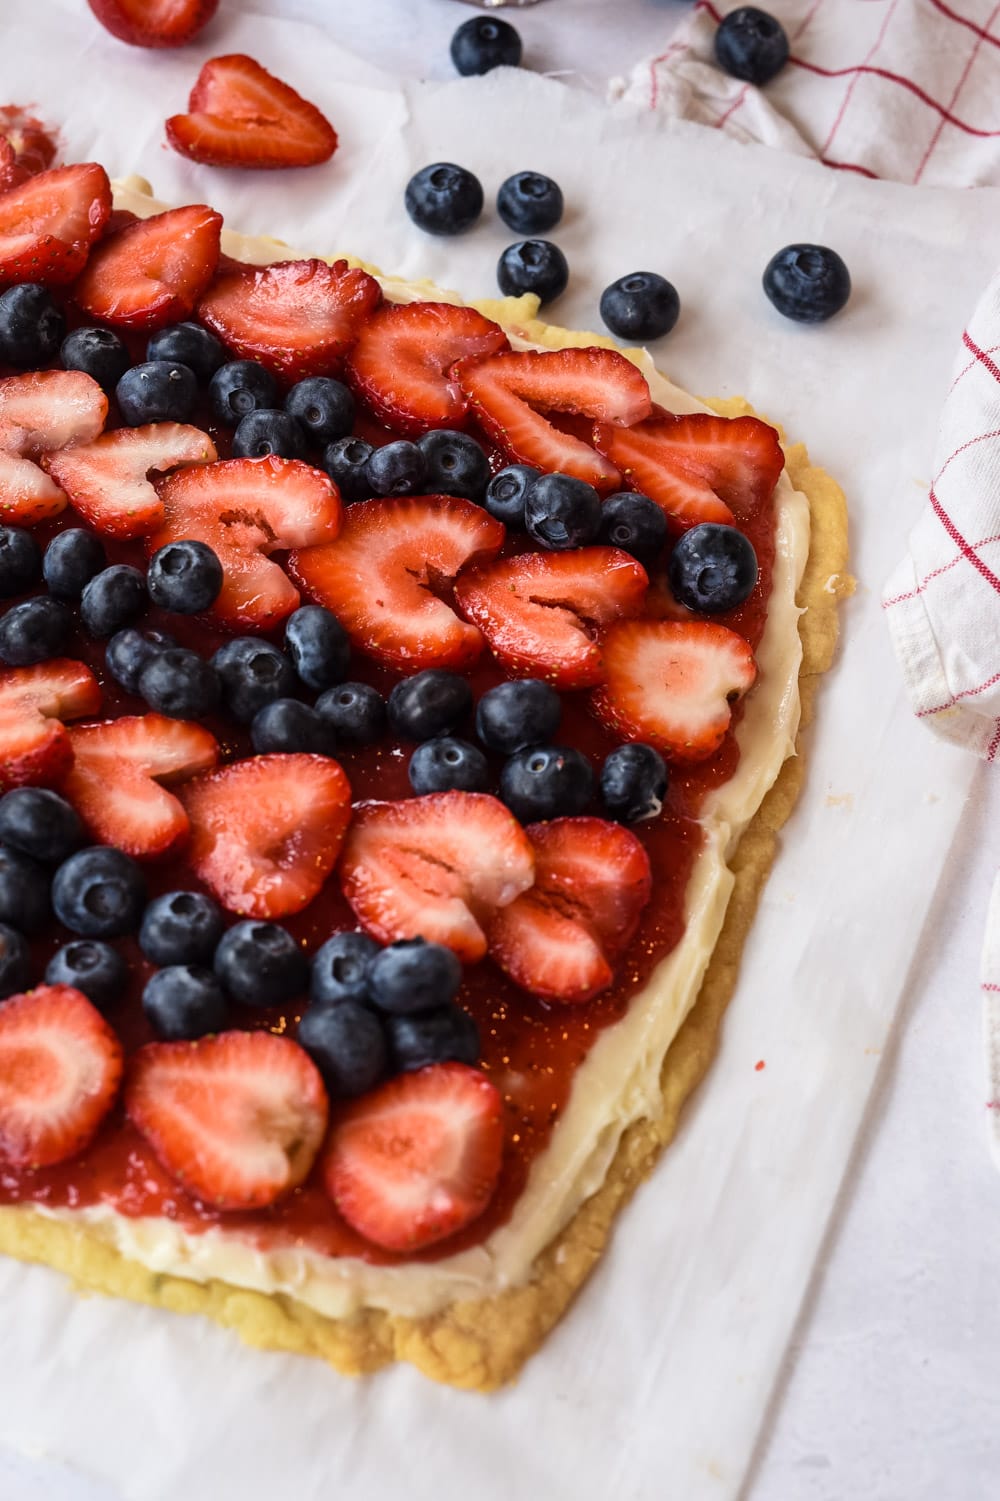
[284,605,350,691]
[139,890,226,968]
[143,965,229,1041]
[388,669,472,742]
[323,436,375,503]
[500,744,594,822]
[405,162,484,237]
[315,681,387,747]
[0,922,30,1000]
[0,525,41,598]
[417,429,491,501]
[484,464,539,529]
[599,491,668,563]
[60,326,130,393]
[80,564,148,638]
[214,920,307,1007]
[524,471,601,550]
[714,7,789,85]
[42,528,106,600]
[0,596,71,665]
[250,699,338,756]
[116,361,197,426]
[310,931,380,1007]
[599,272,680,342]
[497,171,564,235]
[409,736,490,794]
[211,637,296,723]
[209,359,278,425]
[106,627,177,696]
[0,788,84,865]
[600,743,668,824]
[387,1004,480,1072]
[146,539,223,614]
[668,523,759,612]
[284,377,355,447]
[762,243,852,324]
[146,322,226,384]
[450,14,522,75]
[45,939,126,1010]
[367,938,462,1016]
[497,240,569,304]
[0,847,49,934]
[297,999,387,1099]
[0,283,65,364]
[232,408,307,461]
[365,439,427,497]
[138,648,220,719]
[52,846,146,938]
[475,678,561,756]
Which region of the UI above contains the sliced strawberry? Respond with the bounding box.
[149,456,341,630]
[339,791,534,962]
[455,546,648,689]
[0,140,27,194]
[0,108,58,179]
[180,754,352,918]
[488,818,652,1004]
[323,1062,503,1252]
[592,620,757,762]
[63,716,219,859]
[0,370,107,458]
[197,259,382,384]
[0,661,101,791]
[289,495,504,672]
[166,53,337,170]
[73,204,222,331]
[0,451,68,526]
[454,347,651,495]
[45,423,216,540]
[592,410,784,531]
[87,0,218,47]
[0,163,111,287]
[0,985,123,1169]
[126,1031,328,1211]
[344,301,509,437]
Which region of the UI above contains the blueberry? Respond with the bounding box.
[409,736,490,794]
[42,528,106,600]
[0,847,49,934]
[500,744,594,822]
[80,564,148,638]
[0,922,29,999]
[138,648,220,719]
[139,890,226,968]
[52,846,146,938]
[450,14,522,75]
[323,436,374,503]
[146,540,223,614]
[668,523,759,612]
[387,1004,479,1071]
[211,637,296,723]
[417,429,491,501]
[388,669,472,742]
[484,464,539,529]
[214,920,307,1007]
[497,240,569,304]
[60,326,130,393]
[497,171,563,236]
[284,605,350,691]
[146,322,226,384]
[106,627,177,695]
[315,681,387,747]
[209,359,278,425]
[0,525,41,598]
[475,678,560,756]
[599,272,680,342]
[714,7,789,85]
[405,162,484,237]
[0,788,84,864]
[232,408,307,461]
[600,743,668,824]
[599,491,668,563]
[45,939,126,1010]
[310,931,380,1006]
[143,965,229,1041]
[116,361,197,426]
[0,284,65,365]
[367,938,462,1015]
[297,999,387,1099]
[250,699,338,756]
[524,472,601,550]
[284,377,354,447]
[365,439,427,497]
[0,597,71,665]
[762,243,851,324]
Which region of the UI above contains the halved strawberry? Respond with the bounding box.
[63,716,219,859]
[166,53,338,169]
[454,347,651,495]
[323,1062,503,1252]
[0,370,107,458]
[180,754,352,918]
[0,163,111,287]
[126,1031,328,1211]
[197,259,382,383]
[73,204,223,331]
[344,301,509,436]
[592,410,784,531]
[150,456,341,630]
[0,661,101,791]
[45,424,217,540]
[488,818,652,1004]
[0,451,68,526]
[289,495,504,672]
[592,620,757,762]
[455,546,648,689]
[0,985,123,1169]
[87,0,219,47]
[339,791,534,962]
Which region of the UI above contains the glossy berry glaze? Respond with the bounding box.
[0,277,776,1267]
